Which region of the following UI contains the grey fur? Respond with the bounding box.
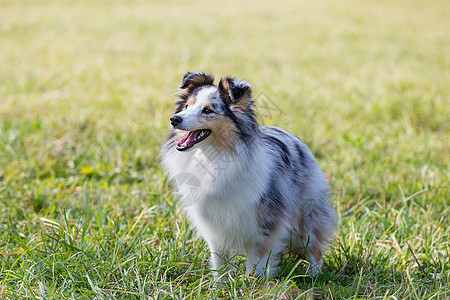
[161,73,337,277]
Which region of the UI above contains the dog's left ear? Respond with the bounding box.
[218,77,252,110]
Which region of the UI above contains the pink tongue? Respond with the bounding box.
[178,130,200,147]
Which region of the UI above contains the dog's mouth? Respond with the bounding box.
[176,129,211,151]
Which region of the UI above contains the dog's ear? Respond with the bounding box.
[174,72,215,113]
[180,72,214,90]
[218,77,252,110]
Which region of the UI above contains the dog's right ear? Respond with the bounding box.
[174,72,215,113]
[180,72,214,90]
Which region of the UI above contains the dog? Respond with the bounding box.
[161,72,336,277]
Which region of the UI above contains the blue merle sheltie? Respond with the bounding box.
[161,72,337,277]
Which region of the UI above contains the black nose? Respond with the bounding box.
[170,115,183,126]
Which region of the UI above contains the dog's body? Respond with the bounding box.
[161,72,336,277]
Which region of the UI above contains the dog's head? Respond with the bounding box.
[169,72,258,152]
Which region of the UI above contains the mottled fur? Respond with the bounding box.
[161,72,337,277]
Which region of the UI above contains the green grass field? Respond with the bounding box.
[0,0,449,298]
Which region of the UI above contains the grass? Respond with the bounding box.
[0,0,448,298]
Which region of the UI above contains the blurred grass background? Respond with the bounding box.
[0,0,448,298]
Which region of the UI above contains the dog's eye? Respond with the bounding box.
[184,104,188,110]
[202,107,213,114]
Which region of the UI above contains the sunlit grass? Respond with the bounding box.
[0,0,448,298]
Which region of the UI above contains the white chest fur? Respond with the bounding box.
[162,143,271,250]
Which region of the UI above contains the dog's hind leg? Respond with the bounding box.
[306,242,325,276]
[297,198,336,276]
[245,228,287,277]
[246,247,281,277]
[291,223,324,275]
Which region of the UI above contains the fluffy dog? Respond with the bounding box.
[161,72,336,277]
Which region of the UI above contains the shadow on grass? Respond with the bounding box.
[273,241,401,299]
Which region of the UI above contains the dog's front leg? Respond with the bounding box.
[209,244,231,278]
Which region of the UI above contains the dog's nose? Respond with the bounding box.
[170,115,183,126]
